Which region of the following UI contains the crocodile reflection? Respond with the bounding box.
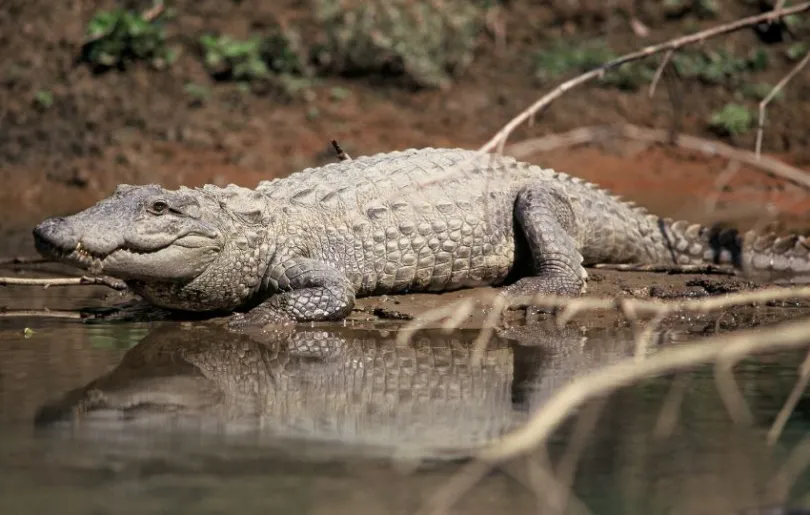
[35,323,638,456]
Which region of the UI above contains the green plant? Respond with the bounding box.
[663,0,719,18]
[535,40,616,82]
[740,82,782,102]
[312,0,483,89]
[200,34,270,81]
[33,90,54,110]
[535,40,657,91]
[672,47,768,87]
[81,8,176,69]
[708,103,753,137]
[786,42,809,61]
[184,82,210,106]
[199,24,310,97]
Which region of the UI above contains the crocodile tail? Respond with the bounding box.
[660,219,810,280]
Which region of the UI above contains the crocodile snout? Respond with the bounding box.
[33,217,79,256]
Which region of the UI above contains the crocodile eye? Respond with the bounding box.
[148,200,169,215]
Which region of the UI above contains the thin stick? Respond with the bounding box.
[478,1,810,154]
[648,49,673,98]
[484,318,810,462]
[331,139,352,161]
[593,263,736,275]
[423,318,810,514]
[0,276,127,291]
[653,374,691,438]
[504,123,810,190]
[755,49,810,159]
[0,310,83,319]
[767,348,810,446]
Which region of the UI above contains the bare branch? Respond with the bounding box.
[756,49,810,159]
[0,276,127,291]
[504,123,810,190]
[767,348,810,446]
[0,309,82,319]
[479,1,810,153]
[648,49,673,98]
[714,358,754,426]
[395,298,474,347]
[422,316,810,514]
[593,263,736,275]
[653,374,691,438]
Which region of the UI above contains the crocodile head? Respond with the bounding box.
[33,183,275,311]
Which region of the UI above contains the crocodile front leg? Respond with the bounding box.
[230,257,355,327]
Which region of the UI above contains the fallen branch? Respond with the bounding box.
[422,316,810,514]
[504,123,810,190]
[756,49,810,159]
[0,276,127,291]
[479,1,810,154]
[0,309,82,319]
[767,347,810,446]
[592,262,736,275]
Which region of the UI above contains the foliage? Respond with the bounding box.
[663,0,720,19]
[81,8,176,70]
[672,47,768,86]
[739,82,782,102]
[200,34,270,81]
[534,40,656,91]
[199,25,311,97]
[33,90,54,110]
[708,103,753,137]
[311,0,484,89]
[535,40,616,82]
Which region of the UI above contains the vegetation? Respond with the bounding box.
[708,103,753,137]
[311,0,484,88]
[81,8,176,70]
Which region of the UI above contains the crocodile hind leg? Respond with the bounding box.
[229,257,356,328]
[501,184,587,298]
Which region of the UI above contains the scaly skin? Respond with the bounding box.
[33,148,810,323]
[34,325,526,456]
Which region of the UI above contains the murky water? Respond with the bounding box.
[1,282,810,515]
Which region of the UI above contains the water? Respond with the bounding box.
[1,282,809,514]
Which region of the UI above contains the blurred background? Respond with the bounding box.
[2,0,810,255]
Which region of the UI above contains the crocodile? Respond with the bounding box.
[32,147,810,323]
[34,323,633,457]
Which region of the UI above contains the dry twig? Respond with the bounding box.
[756,49,810,159]
[504,123,810,190]
[0,276,127,291]
[479,2,810,154]
[767,348,810,446]
[0,309,83,319]
[422,317,810,514]
[648,49,673,98]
